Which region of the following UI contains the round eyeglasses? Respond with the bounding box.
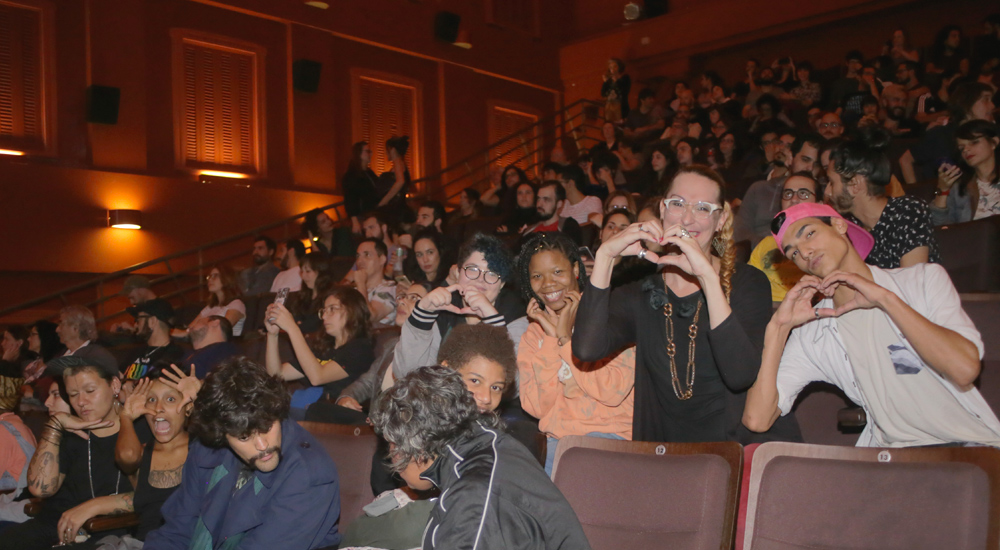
[781,188,816,201]
[462,265,501,285]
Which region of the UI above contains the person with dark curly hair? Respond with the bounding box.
[437,324,516,413]
[394,233,527,380]
[144,356,341,550]
[515,233,635,474]
[370,365,590,550]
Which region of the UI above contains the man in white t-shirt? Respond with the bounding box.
[354,238,397,327]
[557,165,602,225]
[270,239,304,293]
[744,203,1000,447]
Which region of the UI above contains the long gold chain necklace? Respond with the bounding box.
[662,274,703,400]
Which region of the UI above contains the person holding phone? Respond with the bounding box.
[931,120,1000,224]
[572,166,801,445]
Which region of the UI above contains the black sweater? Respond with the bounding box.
[572,263,801,444]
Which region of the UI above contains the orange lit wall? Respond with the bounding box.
[0,0,563,312]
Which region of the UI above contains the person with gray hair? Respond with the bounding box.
[370,365,590,550]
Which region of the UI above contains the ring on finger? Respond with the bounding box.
[678,228,691,239]
[638,249,647,260]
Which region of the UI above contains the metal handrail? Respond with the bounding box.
[1,99,606,324]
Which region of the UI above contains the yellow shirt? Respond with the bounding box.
[749,235,804,302]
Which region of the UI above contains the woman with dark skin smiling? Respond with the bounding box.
[516,234,636,475]
[573,165,801,444]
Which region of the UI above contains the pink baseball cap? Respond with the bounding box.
[771,202,874,260]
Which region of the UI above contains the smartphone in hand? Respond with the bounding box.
[269,288,289,322]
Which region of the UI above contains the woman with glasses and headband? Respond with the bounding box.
[749,173,822,302]
[174,266,245,338]
[393,233,528,380]
[573,165,801,445]
[264,286,374,418]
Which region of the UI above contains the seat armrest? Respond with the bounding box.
[837,406,867,428]
[84,513,141,533]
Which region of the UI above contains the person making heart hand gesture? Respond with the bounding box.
[744,202,1000,448]
[573,165,802,445]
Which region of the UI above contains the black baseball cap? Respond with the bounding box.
[126,298,175,327]
[46,344,120,379]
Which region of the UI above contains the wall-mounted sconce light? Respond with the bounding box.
[108,209,142,229]
[0,149,25,156]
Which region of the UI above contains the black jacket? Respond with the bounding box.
[420,423,591,550]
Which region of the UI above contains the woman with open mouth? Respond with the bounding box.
[515,232,636,475]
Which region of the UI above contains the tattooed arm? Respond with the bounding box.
[56,493,135,544]
[26,418,66,497]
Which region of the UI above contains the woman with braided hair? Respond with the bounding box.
[573,165,801,444]
[515,233,636,474]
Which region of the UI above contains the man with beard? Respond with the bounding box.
[144,357,342,550]
[270,239,305,293]
[239,236,279,296]
[521,181,582,246]
[880,84,922,138]
[180,315,240,379]
[122,299,184,382]
[824,128,939,269]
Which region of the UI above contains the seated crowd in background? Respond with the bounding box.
[1,15,1000,549]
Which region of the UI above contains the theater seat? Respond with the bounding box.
[552,436,742,550]
[743,442,1000,550]
[934,216,1000,293]
[298,422,377,530]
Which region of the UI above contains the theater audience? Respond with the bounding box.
[239,236,279,297]
[745,202,1000,447]
[122,299,184,382]
[623,88,666,143]
[815,112,845,140]
[179,315,239,379]
[482,165,530,215]
[270,238,305,293]
[352,238,397,326]
[370,365,590,550]
[601,57,630,122]
[496,181,538,235]
[288,252,333,335]
[406,228,452,288]
[932,120,1000,224]
[4,347,129,550]
[394,233,527,379]
[414,200,446,232]
[303,208,337,256]
[589,121,621,158]
[559,165,603,224]
[374,136,411,223]
[2,325,35,379]
[265,286,374,417]
[826,128,940,268]
[342,141,380,234]
[113,276,157,334]
[522,180,583,245]
[448,188,481,226]
[144,357,342,550]
[19,321,62,408]
[641,140,678,199]
[787,60,821,107]
[0,359,35,524]
[516,234,635,475]
[180,266,246,338]
[56,305,103,356]
[573,165,800,444]
[749,173,821,302]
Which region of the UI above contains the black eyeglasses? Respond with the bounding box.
[462,265,501,285]
[782,188,816,201]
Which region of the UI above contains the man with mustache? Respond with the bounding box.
[743,202,1000,447]
[144,357,342,550]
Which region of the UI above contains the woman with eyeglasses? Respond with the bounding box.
[573,165,801,445]
[264,286,375,418]
[393,233,527,380]
[749,173,821,302]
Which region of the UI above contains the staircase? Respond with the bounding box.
[0,99,605,327]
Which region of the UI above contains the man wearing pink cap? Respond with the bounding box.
[743,202,1000,447]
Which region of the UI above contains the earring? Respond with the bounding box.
[712,236,726,256]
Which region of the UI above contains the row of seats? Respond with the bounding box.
[303,422,1000,550]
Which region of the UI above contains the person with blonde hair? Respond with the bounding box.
[573,165,801,444]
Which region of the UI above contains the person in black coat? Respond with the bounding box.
[371,365,591,550]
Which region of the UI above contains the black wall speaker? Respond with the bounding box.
[644,0,668,18]
[86,85,120,125]
[293,59,322,93]
[434,11,461,43]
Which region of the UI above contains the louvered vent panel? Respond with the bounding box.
[358,76,417,176]
[0,3,43,148]
[180,41,257,171]
[490,107,537,171]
